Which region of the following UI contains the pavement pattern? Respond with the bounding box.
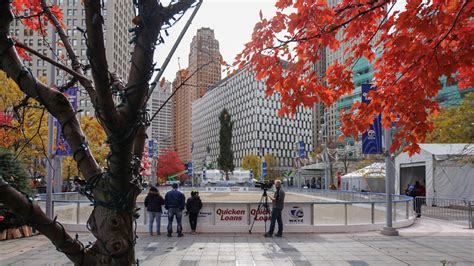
[0,218,473,266]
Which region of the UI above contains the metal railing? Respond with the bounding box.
[35,190,414,228]
[415,197,474,229]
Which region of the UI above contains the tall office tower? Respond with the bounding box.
[171,28,221,162]
[172,69,194,162]
[192,67,313,173]
[148,81,172,157]
[312,48,327,148]
[188,27,221,98]
[11,0,135,116]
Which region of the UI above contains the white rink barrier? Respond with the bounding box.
[40,190,415,233]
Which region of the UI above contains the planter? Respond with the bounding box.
[0,226,35,240]
[7,228,22,239]
[21,225,32,237]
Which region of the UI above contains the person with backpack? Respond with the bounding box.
[186,189,203,235]
[144,186,164,236]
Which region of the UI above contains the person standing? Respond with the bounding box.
[144,187,164,236]
[265,179,285,237]
[165,183,185,237]
[186,189,203,235]
[409,181,423,218]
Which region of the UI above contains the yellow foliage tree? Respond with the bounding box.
[0,70,48,177]
[242,153,279,181]
[62,116,107,180]
[1,71,108,180]
[428,93,474,143]
[263,154,279,181]
[242,154,260,180]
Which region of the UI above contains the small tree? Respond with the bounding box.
[428,93,474,143]
[156,149,185,184]
[0,148,31,231]
[217,108,234,180]
[263,154,278,181]
[242,154,261,180]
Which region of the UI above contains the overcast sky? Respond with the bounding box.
[153,0,276,82]
[153,0,406,83]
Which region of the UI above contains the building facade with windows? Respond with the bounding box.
[172,69,193,162]
[147,81,172,157]
[192,67,313,172]
[11,0,135,116]
[172,28,221,162]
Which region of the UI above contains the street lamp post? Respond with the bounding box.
[46,17,57,219]
[381,127,399,236]
[320,109,330,189]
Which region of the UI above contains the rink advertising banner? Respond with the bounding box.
[214,204,248,225]
[282,204,312,225]
[361,84,383,154]
[249,204,272,224]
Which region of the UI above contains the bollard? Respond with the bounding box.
[371,203,375,224]
[469,201,473,229]
[76,202,80,224]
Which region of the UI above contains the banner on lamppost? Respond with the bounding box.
[55,87,77,156]
[299,140,305,158]
[361,84,383,154]
[148,140,154,158]
[262,161,267,178]
[187,162,193,176]
[202,167,206,178]
[249,169,253,182]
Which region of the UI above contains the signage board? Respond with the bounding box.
[214,204,248,225]
[361,84,383,154]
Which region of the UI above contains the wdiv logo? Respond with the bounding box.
[289,206,304,224]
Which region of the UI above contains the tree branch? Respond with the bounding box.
[0,2,101,180]
[126,0,196,161]
[39,0,97,105]
[14,41,90,85]
[0,179,85,264]
[84,0,118,127]
[261,0,390,52]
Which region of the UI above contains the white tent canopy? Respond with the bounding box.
[395,143,474,199]
[341,163,385,192]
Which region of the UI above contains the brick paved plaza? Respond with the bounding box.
[0,218,472,266]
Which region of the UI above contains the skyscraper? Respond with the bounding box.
[11,1,135,116]
[172,28,221,162]
[148,81,172,157]
[188,27,221,98]
[172,69,193,162]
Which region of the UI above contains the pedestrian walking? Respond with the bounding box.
[265,179,285,237]
[144,186,164,236]
[165,183,185,237]
[186,189,203,235]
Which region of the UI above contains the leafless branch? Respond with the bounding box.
[14,41,90,84]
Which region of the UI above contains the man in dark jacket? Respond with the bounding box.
[186,189,203,234]
[165,183,185,237]
[265,179,285,237]
[144,187,164,236]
